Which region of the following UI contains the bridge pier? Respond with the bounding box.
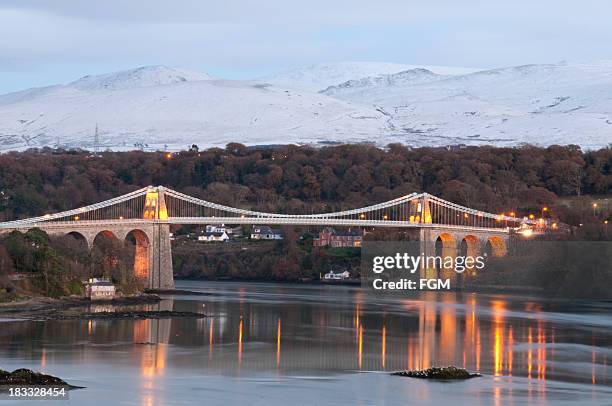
[149,223,174,290]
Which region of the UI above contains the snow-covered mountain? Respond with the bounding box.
[70,65,214,91]
[0,66,390,151]
[321,63,612,149]
[258,62,477,92]
[0,62,610,151]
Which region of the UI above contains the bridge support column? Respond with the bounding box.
[419,228,436,279]
[149,223,174,290]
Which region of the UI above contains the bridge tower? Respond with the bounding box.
[143,186,174,290]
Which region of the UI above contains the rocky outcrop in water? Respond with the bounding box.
[0,368,80,387]
[392,366,481,380]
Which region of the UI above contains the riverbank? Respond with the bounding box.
[0,294,163,321]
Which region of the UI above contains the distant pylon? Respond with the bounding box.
[94,124,100,155]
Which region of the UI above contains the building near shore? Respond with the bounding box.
[313,227,362,248]
[324,270,351,280]
[85,278,116,301]
[250,226,283,240]
[198,231,230,242]
[205,224,242,236]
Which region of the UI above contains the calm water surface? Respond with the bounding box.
[0,281,611,405]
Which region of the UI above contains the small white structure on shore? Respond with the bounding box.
[324,270,351,280]
[85,278,116,300]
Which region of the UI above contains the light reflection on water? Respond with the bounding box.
[0,281,610,405]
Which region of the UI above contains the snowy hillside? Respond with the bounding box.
[0,66,389,151]
[322,63,612,149]
[0,62,610,151]
[258,62,477,92]
[70,65,214,91]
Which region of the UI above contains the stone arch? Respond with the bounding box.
[64,231,90,249]
[460,235,481,275]
[91,230,122,272]
[485,236,507,257]
[125,229,151,281]
[460,235,480,257]
[93,230,119,241]
[435,233,457,274]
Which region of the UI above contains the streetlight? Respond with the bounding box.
[541,206,549,218]
[593,202,598,216]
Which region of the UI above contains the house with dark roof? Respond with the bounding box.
[313,227,362,248]
[250,226,283,240]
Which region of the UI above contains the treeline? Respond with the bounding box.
[0,144,610,228]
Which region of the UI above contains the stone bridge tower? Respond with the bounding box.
[143,186,174,290]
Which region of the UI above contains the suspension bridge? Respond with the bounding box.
[0,186,532,289]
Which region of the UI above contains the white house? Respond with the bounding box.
[85,278,116,300]
[198,231,230,242]
[205,224,242,236]
[250,226,283,240]
[324,270,351,280]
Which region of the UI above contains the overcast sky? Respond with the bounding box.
[1,0,611,94]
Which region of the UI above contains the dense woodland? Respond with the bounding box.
[0,143,609,221]
[0,143,610,299]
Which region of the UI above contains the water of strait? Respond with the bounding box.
[1,280,610,405]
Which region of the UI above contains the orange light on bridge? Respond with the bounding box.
[604,220,609,225]
[360,214,365,219]
[509,212,516,217]
[383,214,388,220]
[543,207,548,212]
[528,214,535,220]
[551,222,558,229]
[119,216,124,220]
[74,215,80,221]
[165,153,172,159]
[464,213,469,219]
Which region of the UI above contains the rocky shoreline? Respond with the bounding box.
[0,294,167,321]
[33,310,206,321]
